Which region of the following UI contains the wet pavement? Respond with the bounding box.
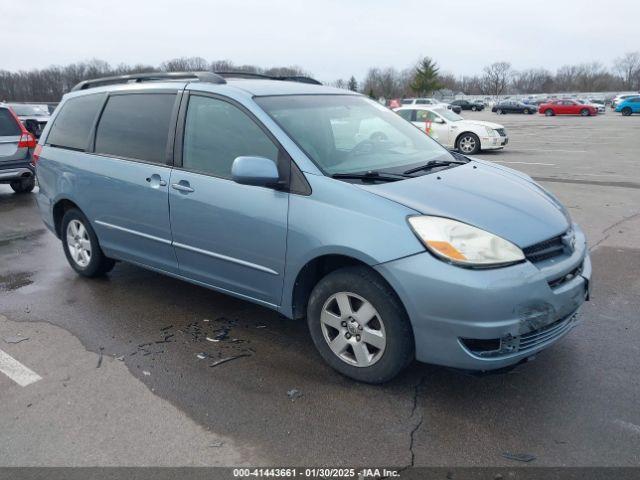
[1,112,639,467]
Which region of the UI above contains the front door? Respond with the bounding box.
[413,110,450,147]
[169,93,289,307]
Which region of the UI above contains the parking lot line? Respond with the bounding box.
[493,161,556,166]
[0,349,42,387]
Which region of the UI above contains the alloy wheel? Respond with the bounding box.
[320,292,386,367]
[66,219,92,268]
[459,135,477,154]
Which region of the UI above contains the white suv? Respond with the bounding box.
[395,105,508,155]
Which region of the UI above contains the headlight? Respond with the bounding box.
[408,216,525,267]
[484,126,496,136]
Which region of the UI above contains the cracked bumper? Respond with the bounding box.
[375,224,590,370]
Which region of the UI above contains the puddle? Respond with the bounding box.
[0,272,34,291]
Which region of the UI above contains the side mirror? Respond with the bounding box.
[231,156,281,188]
[433,117,446,124]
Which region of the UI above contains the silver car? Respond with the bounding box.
[0,104,37,193]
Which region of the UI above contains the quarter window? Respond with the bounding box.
[95,93,176,163]
[182,95,279,178]
[46,94,104,150]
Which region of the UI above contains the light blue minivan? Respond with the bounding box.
[35,72,591,383]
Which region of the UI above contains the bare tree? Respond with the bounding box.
[512,68,554,94]
[160,56,209,72]
[614,52,640,90]
[481,62,512,97]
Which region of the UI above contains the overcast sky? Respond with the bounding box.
[3,0,638,82]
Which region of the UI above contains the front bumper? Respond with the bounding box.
[481,135,509,150]
[375,224,590,371]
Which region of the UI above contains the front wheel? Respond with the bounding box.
[496,109,503,114]
[61,209,115,277]
[621,107,632,116]
[580,108,590,116]
[10,177,35,193]
[457,132,481,155]
[544,109,555,116]
[307,267,414,383]
[523,108,530,114]
[471,106,477,111]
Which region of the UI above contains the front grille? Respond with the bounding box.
[523,235,565,263]
[495,128,506,137]
[460,313,577,358]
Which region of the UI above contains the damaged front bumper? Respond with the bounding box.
[375,224,591,371]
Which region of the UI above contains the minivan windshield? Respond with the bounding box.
[256,95,455,176]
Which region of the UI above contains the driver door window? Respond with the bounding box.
[182,95,279,178]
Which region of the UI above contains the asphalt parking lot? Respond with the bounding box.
[1,110,639,468]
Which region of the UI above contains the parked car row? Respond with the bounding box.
[399,97,463,114]
[5,103,52,137]
[394,105,507,155]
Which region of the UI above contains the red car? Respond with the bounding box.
[538,99,598,117]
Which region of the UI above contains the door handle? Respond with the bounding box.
[171,182,195,193]
[146,174,167,188]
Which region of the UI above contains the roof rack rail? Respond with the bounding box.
[214,71,322,85]
[70,71,226,92]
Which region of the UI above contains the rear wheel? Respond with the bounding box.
[471,105,477,111]
[10,177,35,194]
[61,209,115,277]
[621,107,632,116]
[496,108,503,114]
[523,108,530,114]
[307,266,414,383]
[580,108,590,116]
[457,132,481,155]
[544,109,555,116]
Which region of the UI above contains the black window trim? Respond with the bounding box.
[88,88,182,167]
[174,90,311,195]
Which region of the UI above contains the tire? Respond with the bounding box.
[496,109,503,115]
[544,109,554,116]
[523,108,530,114]
[307,266,414,383]
[580,108,590,117]
[61,208,115,277]
[10,177,35,194]
[471,106,477,111]
[621,107,632,116]
[456,132,481,155]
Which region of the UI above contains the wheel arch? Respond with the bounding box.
[52,198,82,238]
[289,253,401,321]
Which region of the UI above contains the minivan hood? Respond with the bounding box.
[358,161,569,247]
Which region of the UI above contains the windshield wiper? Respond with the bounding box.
[403,157,468,175]
[331,171,409,182]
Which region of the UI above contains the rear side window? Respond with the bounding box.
[95,93,176,163]
[0,109,21,136]
[47,94,104,150]
[182,95,279,178]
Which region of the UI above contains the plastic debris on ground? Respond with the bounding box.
[501,452,536,462]
[3,335,29,344]
[287,389,303,401]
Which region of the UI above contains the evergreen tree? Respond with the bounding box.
[347,76,358,91]
[410,57,444,96]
